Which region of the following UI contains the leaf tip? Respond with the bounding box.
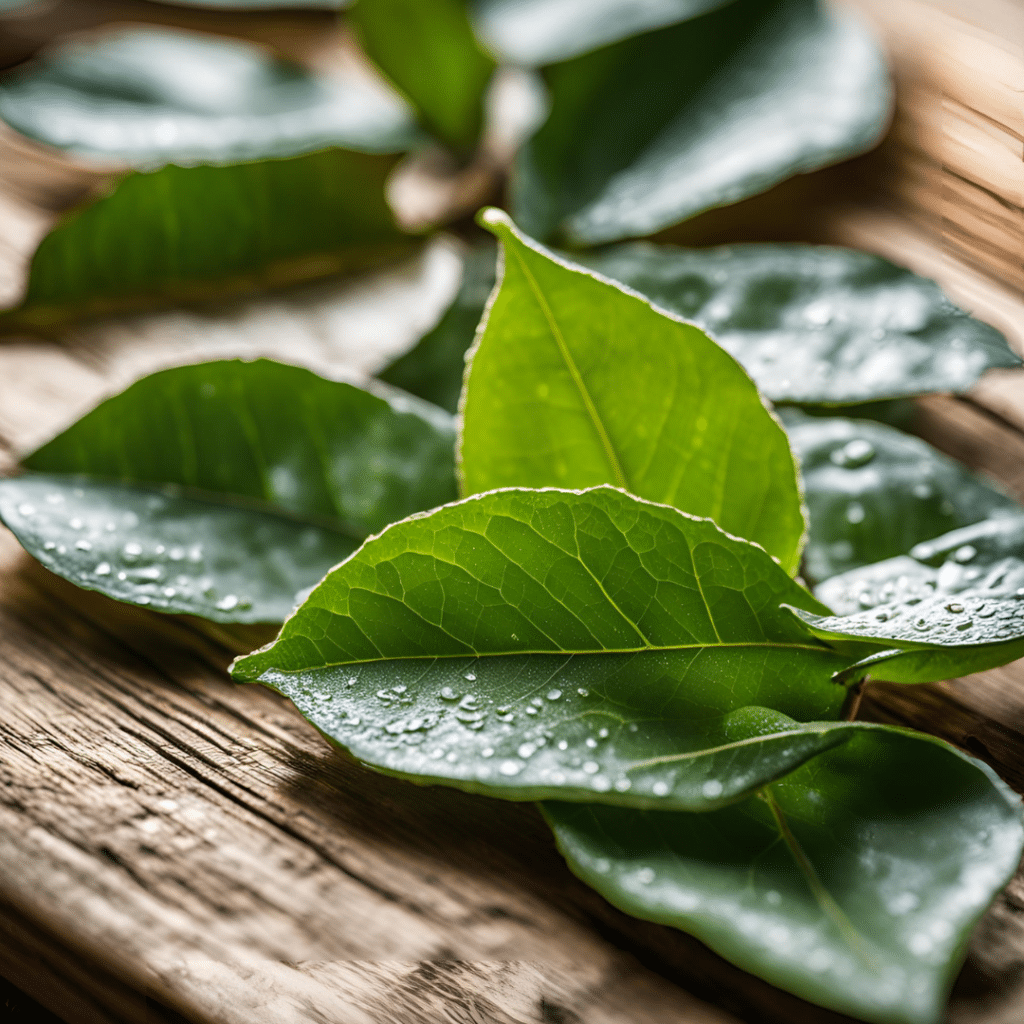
[476,206,514,236]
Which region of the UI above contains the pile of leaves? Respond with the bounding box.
[0,3,1022,1023]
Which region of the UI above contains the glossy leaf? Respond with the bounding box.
[577,242,1020,405]
[0,28,415,164]
[513,0,890,245]
[379,240,496,413]
[782,411,1018,583]
[0,360,458,622]
[807,513,1024,683]
[232,486,859,798]
[545,726,1023,1024]
[460,210,806,575]
[351,0,495,152]
[2,154,412,330]
[0,28,418,327]
[472,0,735,65]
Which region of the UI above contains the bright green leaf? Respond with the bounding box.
[782,411,1018,583]
[576,242,1019,405]
[232,486,859,797]
[472,0,735,65]
[461,210,806,575]
[545,726,1023,1024]
[351,0,495,152]
[805,513,1024,683]
[378,240,496,413]
[160,1,347,7]
[513,0,890,244]
[0,360,457,621]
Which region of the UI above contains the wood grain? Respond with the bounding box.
[1,1,1024,1022]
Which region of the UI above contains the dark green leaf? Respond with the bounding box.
[232,486,858,799]
[576,242,1019,404]
[513,0,890,244]
[545,726,1023,1024]
[472,0,735,65]
[378,240,496,413]
[0,359,458,621]
[461,210,806,575]
[782,411,1018,583]
[805,513,1024,683]
[0,28,415,164]
[351,0,495,152]
[0,28,419,327]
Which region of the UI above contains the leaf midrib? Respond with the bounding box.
[506,241,629,491]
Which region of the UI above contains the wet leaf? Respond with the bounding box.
[513,0,890,244]
[576,242,1019,405]
[231,486,858,798]
[352,0,495,152]
[806,513,1024,683]
[0,359,458,622]
[378,239,496,413]
[473,0,734,66]
[545,726,1023,1024]
[460,210,805,575]
[0,29,418,327]
[782,411,1017,583]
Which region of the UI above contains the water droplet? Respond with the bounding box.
[464,671,476,682]
[846,502,866,525]
[526,707,538,715]
[546,689,562,701]
[445,751,458,763]
[577,688,589,697]
[592,776,611,792]
[517,742,536,758]
[162,587,176,598]
[392,684,407,694]
[94,562,111,576]
[614,779,631,792]
[117,571,127,581]
[585,738,598,748]
[216,595,239,611]
[557,739,568,750]
[45,493,63,505]
[583,761,599,775]
[914,618,930,631]
[75,539,92,552]
[858,592,873,608]
[875,611,889,621]
[43,541,56,551]
[830,438,875,468]
[598,727,609,739]
[956,620,974,631]
[154,545,165,555]
[137,595,151,606]
[499,759,523,777]
[169,547,185,561]
[636,867,655,884]
[16,503,35,517]
[124,542,142,558]
[702,780,723,798]
[498,712,515,723]
[913,483,933,499]
[954,545,977,563]
[946,602,964,613]
[652,781,669,796]
[481,747,494,758]
[69,518,84,530]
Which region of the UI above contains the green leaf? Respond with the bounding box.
[782,411,1018,584]
[159,1,347,7]
[805,513,1024,683]
[461,210,806,575]
[576,242,1020,405]
[0,28,415,164]
[513,0,890,245]
[232,485,859,798]
[351,0,495,152]
[545,726,1023,1024]
[0,28,419,327]
[2,154,412,330]
[378,240,496,413]
[0,359,458,622]
[472,0,735,66]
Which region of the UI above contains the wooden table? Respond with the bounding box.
[0,1,1022,1021]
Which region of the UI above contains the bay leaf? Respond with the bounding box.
[472,0,734,66]
[545,726,1023,1024]
[460,210,806,575]
[576,242,1019,405]
[513,0,890,245]
[0,359,457,621]
[805,513,1024,683]
[231,486,860,799]
[351,0,495,152]
[782,411,1017,583]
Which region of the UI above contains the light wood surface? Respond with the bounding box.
[1,2,1024,1022]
